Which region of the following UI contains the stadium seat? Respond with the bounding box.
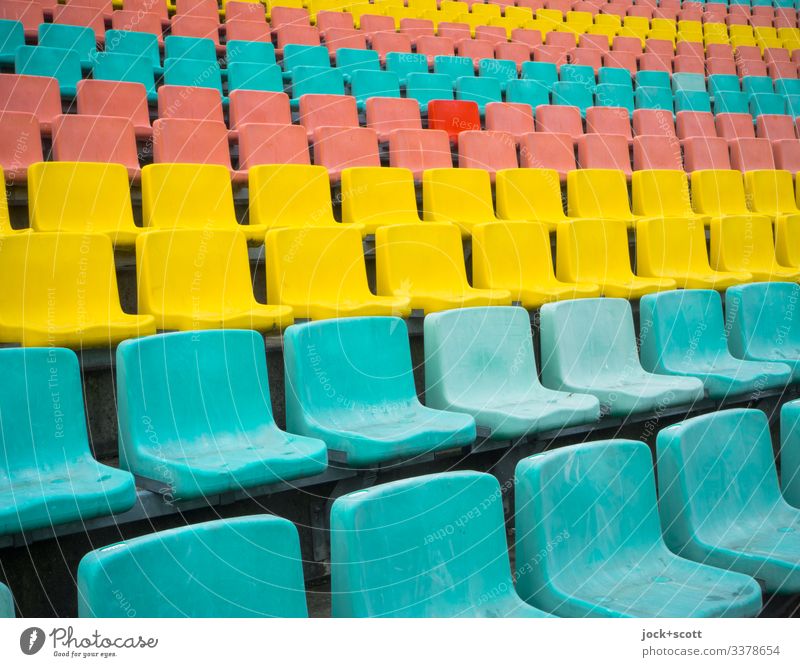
[757,114,798,143]
[291,65,345,105]
[576,134,632,177]
[640,289,791,399]
[312,126,380,183]
[170,14,221,45]
[52,4,106,42]
[457,130,518,178]
[225,18,271,42]
[540,297,703,416]
[0,347,136,535]
[556,218,675,298]
[0,583,12,618]
[157,85,225,126]
[226,40,277,67]
[657,409,800,594]
[0,111,43,183]
[38,23,97,69]
[427,99,481,141]
[421,167,502,236]
[634,85,674,113]
[534,104,583,136]
[506,79,550,110]
[0,74,61,135]
[433,54,474,86]
[376,223,511,312]
[632,108,676,138]
[15,46,81,97]
[714,90,751,116]
[632,135,683,171]
[567,168,637,227]
[676,111,716,142]
[266,226,409,320]
[91,50,159,103]
[137,229,292,332]
[341,167,422,236]
[518,132,575,181]
[228,90,292,132]
[371,31,413,65]
[478,58,518,92]
[636,70,671,90]
[484,102,535,142]
[0,3,41,39]
[388,128,453,179]
[730,138,777,172]
[472,221,601,308]
[298,94,359,141]
[745,170,800,268]
[743,75,775,97]
[285,319,475,467]
[521,60,558,88]
[238,123,310,168]
[385,52,428,87]
[0,233,155,347]
[674,90,712,114]
[153,118,244,182]
[455,76,503,113]
[683,137,732,172]
[111,10,164,45]
[79,516,310,617]
[164,58,224,97]
[165,35,217,63]
[751,93,789,117]
[365,97,422,142]
[585,106,633,143]
[716,112,756,143]
[76,80,152,140]
[781,401,800,507]
[494,168,568,232]
[692,169,767,222]
[552,81,593,116]
[282,43,329,74]
[336,48,380,83]
[350,70,401,111]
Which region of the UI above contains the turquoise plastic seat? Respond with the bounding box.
[386,51,428,86]
[406,72,453,112]
[92,52,158,102]
[636,70,671,89]
[282,43,330,74]
[478,57,517,92]
[635,85,674,112]
[78,516,309,617]
[291,65,344,107]
[786,94,800,119]
[423,307,600,439]
[455,75,501,113]
[714,90,750,115]
[539,298,705,417]
[595,83,634,115]
[283,317,476,467]
[506,79,550,111]
[515,440,763,618]
[521,60,558,89]
[104,29,162,73]
[227,61,283,92]
[164,35,216,63]
[776,78,800,97]
[15,45,82,97]
[335,47,380,82]
[552,80,593,116]
[164,57,224,96]
[640,290,792,400]
[560,64,596,91]
[0,582,12,618]
[750,92,787,117]
[226,39,276,67]
[0,348,136,536]
[672,72,706,93]
[38,23,96,69]
[709,73,741,97]
[780,399,800,508]
[351,69,400,111]
[657,409,800,594]
[433,55,473,86]
[331,471,552,617]
[598,66,633,90]
[726,282,800,382]
[0,19,23,67]
[116,330,327,500]
[743,75,774,96]
[675,90,712,113]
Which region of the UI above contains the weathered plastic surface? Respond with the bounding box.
[78,516,309,617]
[424,307,600,439]
[284,317,476,467]
[515,440,763,617]
[726,282,800,382]
[657,409,800,594]
[0,582,14,618]
[330,471,552,617]
[0,348,136,535]
[640,290,792,399]
[116,330,328,500]
[780,399,800,508]
[539,297,705,417]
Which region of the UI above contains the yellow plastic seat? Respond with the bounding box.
[632,170,711,228]
[0,233,155,348]
[556,218,676,299]
[375,222,512,313]
[636,217,751,289]
[472,221,600,308]
[137,229,293,332]
[567,169,639,229]
[495,168,568,233]
[142,164,266,244]
[678,20,703,36]
[651,18,677,35]
[248,164,348,234]
[676,31,703,44]
[28,162,141,247]
[423,168,509,237]
[565,10,592,31]
[266,225,411,320]
[745,170,800,269]
[691,169,772,222]
[341,167,422,236]
[594,14,621,29]
[536,8,563,26]
[0,170,14,235]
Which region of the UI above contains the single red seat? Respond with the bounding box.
[228,90,292,133]
[545,31,577,51]
[170,14,220,45]
[757,115,797,142]
[485,102,535,142]
[569,47,604,72]
[53,4,105,42]
[0,111,43,183]
[323,27,367,56]
[457,38,496,67]
[646,39,675,57]
[238,123,310,169]
[730,137,777,172]
[371,32,413,65]
[111,10,165,44]
[535,104,584,138]
[738,59,769,78]
[632,108,676,138]
[438,22,473,43]
[638,52,672,73]
[774,140,800,175]
[275,24,320,54]
[775,8,799,29]
[706,58,737,76]
[627,5,653,18]
[298,94,360,141]
[706,43,734,61]
[417,35,456,66]
[586,106,633,145]
[511,28,542,52]
[124,0,169,23]
[603,50,638,74]
[400,18,435,45]
[675,41,704,59]
[676,111,716,143]
[224,1,266,23]
[359,14,395,37]
[316,10,354,33]
[579,34,610,52]
[764,48,791,64]
[612,36,643,54]
[495,42,531,70]
[76,79,152,140]
[518,132,576,182]
[457,130,518,181]
[576,133,632,178]
[312,126,381,183]
[532,45,569,68]
[269,7,310,30]
[157,85,225,125]
[682,136,732,173]
[365,97,423,143]
[225,19,271,43]
[632,135,683,171]
[388,128,453,179]
[715,113,756,143]
[52,114,141,180]
[475,25,508,47]
[0,73,61,135]
[175,0,219,21]
[427,100,481,142]
[673,55,704,74]
[769,61,799,80]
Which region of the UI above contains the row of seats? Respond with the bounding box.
[2,288,799,534]
[4,405,798,617]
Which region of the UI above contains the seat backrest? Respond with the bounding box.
[298,93,359,139]
[388,128,453,176]
[371,30,413,59]
[552,80,593,113]
[505,79,550,110]
[248,164,335,229]
[674,90,711,114]
[157,85,225,124]
[495,168,566,222]
[364,97,421,142]
[313,126,380,180]
[142,163,236,229]
[92,51,157,98]
[351,70,401,108]
[633,135,683,171]
[730,137,776,172]
[518,132,575,178]
[170,13,220,43]
[79,516,307,618]
[456,75,503,112]
[683,137,732,173]
[585,106,631,140]
[111,10,164,41]
[228,90,292,129]
[521,60,558,87]
[715,112,755,142]
[15,45,82,94]
[282,43,329,71]
[51,114,140,171]
[576,134,631,175]
[422,167,497,224]
[426,99,481,140]
[632,169,694,218]
[0,111,43,177]
[690,168,748,215]
[239,123,311,168]
[104,28,161,68]
[0,582,12,618]
[76,80,151,136]
[632,108,676,137]
[53,3,105,39]
[0,73,61,130]
[744,169,798,216]
[457,130,518,174]
[634,85,674,112]
[38,22,96,64]
[226,39,276,66]
[291,65,345,98]
[0,1,43,33]
[757,114,797,142]
[341,166,421,232]
[485,102,535,139]
[164,57,224,95]
[535,104,582,134]
[675,110,715,141]
[165,34,217,61]
[726,282,800,359]
[152,118,231,169]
